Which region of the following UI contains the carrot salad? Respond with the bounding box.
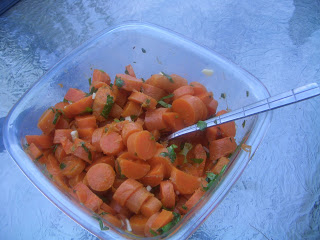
[24,65,237,237]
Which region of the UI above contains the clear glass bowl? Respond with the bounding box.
[3,22,272,239]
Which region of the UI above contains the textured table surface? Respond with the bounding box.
[1,0,320,239]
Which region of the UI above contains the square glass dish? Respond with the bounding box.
[3,22,272,239]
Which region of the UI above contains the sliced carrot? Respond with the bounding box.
[206,126,222,142]
[28,143,46,164]
[118,158,150,179]
[170,167,201,195]
[92,85,115,121]
[121,101,142,118]
[75,115,97,129]
[115,74,143,92]
[144,108,170,132]
[215,110,236,138]
[211,156,230,174]
[92,127,105,152]
[209,137,237,161]
[141,196,162,218]
[37,108,59,135]
[46,154,62,176]
[54,144,67,162]
[112,85,129,108]
[63,96,94,119]
[86,155,115,171]
[92,69,111,88]
[98,210,122,228]
[68,172,86,188]
[127,130,157,160]
[109,199,133,218]
[207,98,218,116]
[55,117,70,129]
[182,144,207,177]
[109,103,123,119]
[173,85,195,101]
[26,135,53,149]
[190,81,207,95]
[77,128,95,142]
[100,202,117,216]
[172,95,205,126]
[72,138,96,163]
[159,181,175,209]
[140,163,165,187]
[86,163,115,192]
[53,129,73,144]
[182,188,205,214]
[128,91,157,110]
[121,122,143,145]
[141,83,167,101]
[150,209,174,234]
[73,182,103,212]
[125,64,136,77]
[130,215,149,236]
[64,88,86,102]
[113,179,143,206]
[126,187,153,214]
[144,212,160,237]
[148,147,172,179]
[146,73,188,92]
[100,131,124,155]
[60,155,86,178]
[196,91,214,106]
[162,112,185,132]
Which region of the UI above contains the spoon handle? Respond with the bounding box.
[165,83,320,141]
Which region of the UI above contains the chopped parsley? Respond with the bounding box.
[130,115,137,121]
[221,93,226,99]
[160,94,174,101]
[191,158,204,163]
[141,77,145,83]
[141,48,146,53]
[92,215,109,231]
[125,69,129,75]
[150,229,158,236]
[88,77,92,86]
[158,100,171,108]
[48,107,55,113]
[81,107,93,114]
[214,119,218,125]
[63,98,68,103]
[51,144,58,153]
[160,144,178,163]
[81,142,92,161]
[203,165,227,191]
[104,127,108,133]
[59,163,66,170]
[197,121,207,131]
[115,77,125,88]
[181,205,188,210]
[242,120,246,128]
[99,212,109,216]
[100,95,114,119]
[161,72,174,83]
[179,143,193,163]
[246,91,249,97]
[99,69,105,73]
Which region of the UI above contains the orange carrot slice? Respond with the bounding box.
[113,179,143,206]
[170,167,201,194]
[60,155,86,178]
[128,91,157,109]
[73,182,103,212]
[115,74,143,92]
[211,156,230,174]
[173,85,195,101]
[53,129,73,144]
[100,131,124,155]
[126,187,153,214]
[141,83,167,101]
[144,108,170,132]
[141,197,162,218]
[125,64,136,77]
[209,137,237,161]
[86,163,115,192]
[118,158,150,179]
[159,181,175,209]
[140,163,165,187]
[121,101,142,118]
[127,131,157,160]
[121,122,143,145]
[26,135,53,149]
[130,215,149,236]
[75,115,97,129]
[64,88,86,102]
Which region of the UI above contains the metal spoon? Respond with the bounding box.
[164,83,320,141]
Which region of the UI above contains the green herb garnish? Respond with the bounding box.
[203,165,227,191]
[88,77,92,86]
[52,144,58,153]
[63,98,68,103]
[52,112,61,125]
[158,100,171,108]
[160,144,178,163]
[246,91,249,97]
[181,205,188,210]
[141,77,145,82]
[197,121,207,131]
[99,69,105,73]
[59,163,66,170]
[160,93,174,101]
[99,212,109,216]
[161,72,174,83]
[179,143,193,163]
[191,158,204,163]
[92,215,109,231]
[214,119,218,125]
[125,69,129,75]
[221,93,226,99]
[115,77,124,88]
[142,48,146,53]
[81,142,92,161]
[86,86,98,96]
[130,115,137,121]
[100,95,114,119]
[150,229,158,236]
[242,120,246,128]
[81,107,93,114]
[48,107,55,113]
